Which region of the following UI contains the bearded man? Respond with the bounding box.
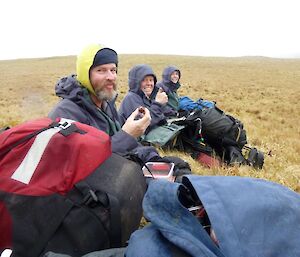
[48,44,160,162]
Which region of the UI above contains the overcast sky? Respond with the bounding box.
[0,0,299,60]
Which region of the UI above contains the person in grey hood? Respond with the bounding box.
[48,44,160,162]
[156,65,181,112]
[119,64,176,132]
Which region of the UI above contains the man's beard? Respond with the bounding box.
[95,87,117,102]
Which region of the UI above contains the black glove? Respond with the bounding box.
[159,156,192,183]
[147,155,192,183]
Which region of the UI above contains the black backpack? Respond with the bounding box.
[194,107,247,149]
[172,113,215,155]
[175,108,264,168]
[173,108,246,155]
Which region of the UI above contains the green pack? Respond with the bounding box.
[141,123,185,148]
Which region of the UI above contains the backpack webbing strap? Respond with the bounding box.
[221,136,239,147]
[221,125,244,147]
[70,180,122,248]
[106,193,122,247]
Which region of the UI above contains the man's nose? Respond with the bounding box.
[106,70,116,80]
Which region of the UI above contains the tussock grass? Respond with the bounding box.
[0,55,299,192]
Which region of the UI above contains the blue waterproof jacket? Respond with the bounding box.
[118,65,176,131]
[48,75,159,162]
[44,175,300,257]
[126,175,300,257]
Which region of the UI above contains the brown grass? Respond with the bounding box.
[0,55,299,192]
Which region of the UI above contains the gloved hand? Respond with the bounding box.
[149,155,192,183]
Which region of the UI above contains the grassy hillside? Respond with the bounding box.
[0,55,299,192]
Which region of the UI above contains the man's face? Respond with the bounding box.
[140,75,155,98]
[170,71,179,83]
[90,63,117,101]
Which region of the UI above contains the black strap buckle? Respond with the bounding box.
[58,120,73,130]
[82,189,98,207]
[82,189,110,209]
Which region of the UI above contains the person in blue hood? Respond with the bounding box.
[119,64,177,132]
[48,44,160,163]
[156,65,182,112]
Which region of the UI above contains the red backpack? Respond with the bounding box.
[0,118,146,257]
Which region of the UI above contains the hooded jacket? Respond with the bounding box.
[118,65,176,132]
[126,175,300,257]
[156,66,181,111]
[48,45,159,161]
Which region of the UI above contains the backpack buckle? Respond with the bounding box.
[57,118,76,130]
[83,189,110,208]
[58,120,72,130]
[83,189,99,207]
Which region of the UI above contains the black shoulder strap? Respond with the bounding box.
[69,180,122,248]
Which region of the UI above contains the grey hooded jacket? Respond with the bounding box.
[48,75,159,161]
[118,65,176,132]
